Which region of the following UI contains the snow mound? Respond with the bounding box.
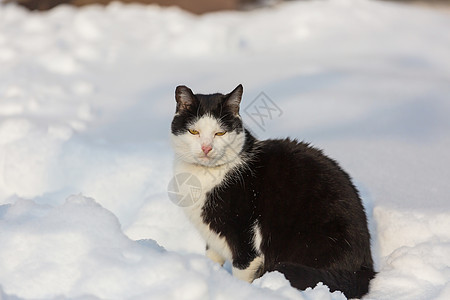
[369,207,450,299]
[0,195,313,299]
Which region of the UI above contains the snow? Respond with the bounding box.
[0,0,449,299]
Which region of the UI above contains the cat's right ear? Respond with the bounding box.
[226,84,243,116]
[175,85,195,113]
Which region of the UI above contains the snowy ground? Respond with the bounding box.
[1,0,450,299]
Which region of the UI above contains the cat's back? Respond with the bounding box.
[251,138,364,222]
[255,138,351,185]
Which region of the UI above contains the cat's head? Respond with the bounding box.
[171,84,246,167]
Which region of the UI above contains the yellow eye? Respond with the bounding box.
[188,129,199,135]
[215,131,226,136]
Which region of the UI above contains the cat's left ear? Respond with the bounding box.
[175,85,196,113]
[225,84,243,115]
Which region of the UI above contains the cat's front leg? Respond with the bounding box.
[232,255,264,282]
[206,244,226,266]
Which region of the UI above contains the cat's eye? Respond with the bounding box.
[188,129,200,135]
[215,131,226,136]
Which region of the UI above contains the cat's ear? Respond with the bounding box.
[175,85,196,113]
[225,84,243,115]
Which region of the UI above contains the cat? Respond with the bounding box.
[170,84,375,298]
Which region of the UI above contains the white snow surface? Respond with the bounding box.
[1,0,450,299]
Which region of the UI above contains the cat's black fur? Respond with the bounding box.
[171,85,375,298]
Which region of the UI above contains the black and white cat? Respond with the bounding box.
[170,84,375,298]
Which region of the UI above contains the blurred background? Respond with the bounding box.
[1,0,450,259]
[3,0,450,13]
[1,0,450,251]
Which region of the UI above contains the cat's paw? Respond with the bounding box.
[232,255,264,282]
[206,247,226,266]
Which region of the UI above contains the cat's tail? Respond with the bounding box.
[274,263,375,299]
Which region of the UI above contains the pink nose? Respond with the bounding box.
[201,145,212,155]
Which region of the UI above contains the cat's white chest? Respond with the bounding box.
[175,161,233,261]
[183,201,232,261]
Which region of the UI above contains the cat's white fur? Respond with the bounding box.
[171,115,248,272]
[252,221,263,255]
[171,115,245,167]
[232,255,264,282]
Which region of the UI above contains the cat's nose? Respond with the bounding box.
[201,145,212,155]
